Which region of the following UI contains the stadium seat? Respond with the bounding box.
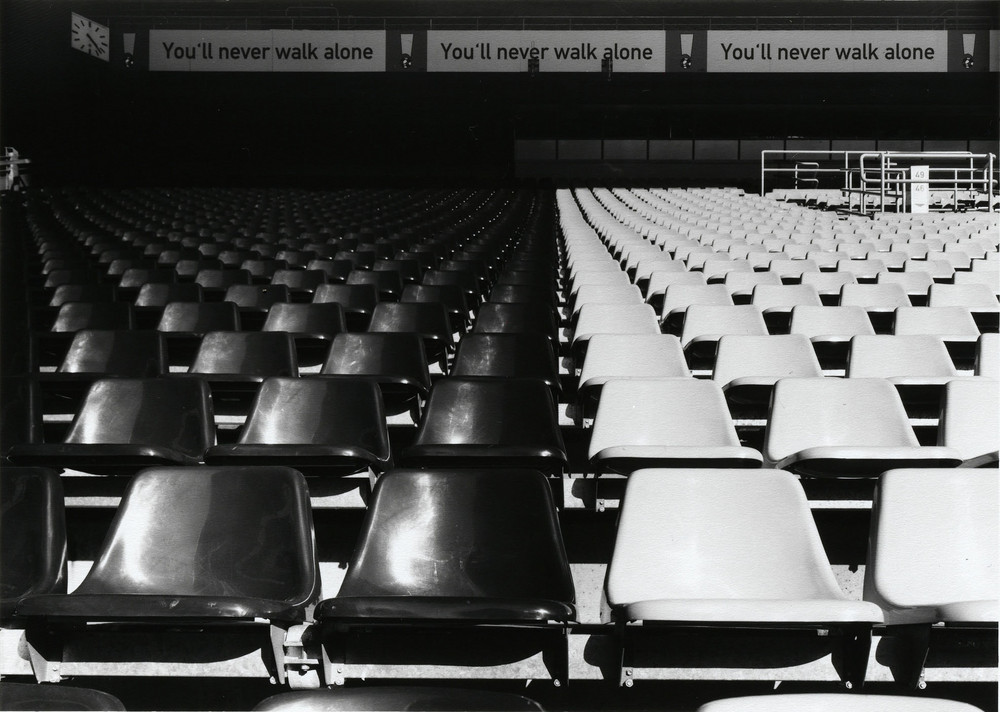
[205,377,391,476]
[312,283,379,331]
[473,302,560,346]
[242,258,288,283]
[134,282,203,307]
[311,468,576,685]
[937,378,999,467]
[321,332,430,421]
[659,284,734,333]
[845,335,960,409]
[572,303,659,366]
[252,687,544,711]
[402,377,567,476]
[589,378,762,475]
[722,270,782,302]
[892,306,980,343]
[928,283,1000,331]
[576,333,690,425]
[762,378,961,476]
[367,302,453,371]
[261,302,346,367]
[712,334,823,410]
[157,301,240,334]
[451,333,560,395]
[864,468,998,687]
[306,258,352,284]
[50,302,134,333]
[975,333,999,378]
[696,693,982,711]
[16,466,320,683]
[644,270,706,312]
[0,468,66,620]
[347,269,404,302]
[605,468,882,687]
[8,377,214,473]
[402,283,472,333]
[270,268,327,293]
[789,305,876,370]
[678,304,769,360]
[0,682,126,711]
[194,268,252,298]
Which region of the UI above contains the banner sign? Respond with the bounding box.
[706,31,948,72]
[426,31,665,72]
[149,30,385,71]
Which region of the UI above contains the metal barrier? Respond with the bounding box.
[761,149,997,215]
[1,147,30,192]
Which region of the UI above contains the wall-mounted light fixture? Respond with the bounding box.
[680,33,693,69]
[962,33,976,69]
[401,33,413,69]
[123,32,135,68]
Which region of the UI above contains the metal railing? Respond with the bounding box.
[761,149,997,215]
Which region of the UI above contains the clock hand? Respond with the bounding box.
[87,34,101,50]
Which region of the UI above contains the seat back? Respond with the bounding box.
[846,335,958,379]
[223,284,290,309]
[51,302,134,332]
[64,378,215,456]
[938,378,999,466]
[607,469,847,606]
[865,468,998,624]
[0,468,66,617]
[59,330,167,377]
[190,332,298,377]
[712,334,822,387]
[238,377,389,454]
[262,302,346,336]
[321,332,430,386]
[135,283,203,307]
[74,466,319,605]
[451,333,558,382]
[157,302,241,334]
[337,468,574,603]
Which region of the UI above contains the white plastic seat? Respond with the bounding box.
[892,306,980,343]
[606,469,882,686]
[697,693,983,711]
[928,282,999,311]
[750,284,822,314]
[876,271,934,301]
[679,304,769,356]
[938,378,999,467]
[589,379,762,474]
[569,283,643,323]
[762,378,961,476]
[800,272,858,302]
[836,258,887,280]
[865,468,998,624]
[846,335,959,386]
[839,283,911,311]
[712,334,823,406]
[659,283,733,329]
[976,333,999,378]
[721,270,781,300]
[577,334,690,423]
[954,268,1000,297]
[568,269,631,296]
[765,259,820,281]
[645,270,707,311]
[571,303,660,365]
[904,258,954,281]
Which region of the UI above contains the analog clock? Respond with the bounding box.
[71,13,110,61]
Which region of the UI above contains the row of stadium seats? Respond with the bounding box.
[3,465,995,692]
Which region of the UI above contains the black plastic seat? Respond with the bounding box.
[271,269,327,294]
[253,687,544,711]
[16,465,320,684]
[451,333,560,395]
[206,377,392,476]
[187,331,298,413]
[347,269,404,301]
[157,301,241,368]
[8,378,214,474]
[306,259,352,283]
[367,302,454,371]
[321,332,431,421]
[241,258,288,283]
[50,302,134,332]
[422,268,482,304]
[313,283,379,331]
[0,682,126,711]
[313,468,576,685]
[401,283,471,333]
[223,284,290,329]
[134,282,203,307]
[0,468,66,621]
[194,268,252,300]
[36,330,168,415]
[262,302,346,367]
[472,302,559,346]
[403,377,567,476]
[47,284,118,308]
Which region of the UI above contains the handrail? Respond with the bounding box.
[761,149,997,215]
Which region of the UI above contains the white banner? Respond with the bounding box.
[427,31,665,72]
[149,30,385,71]
[706,31,948,72]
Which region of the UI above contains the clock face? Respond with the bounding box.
[71,13,110,62]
